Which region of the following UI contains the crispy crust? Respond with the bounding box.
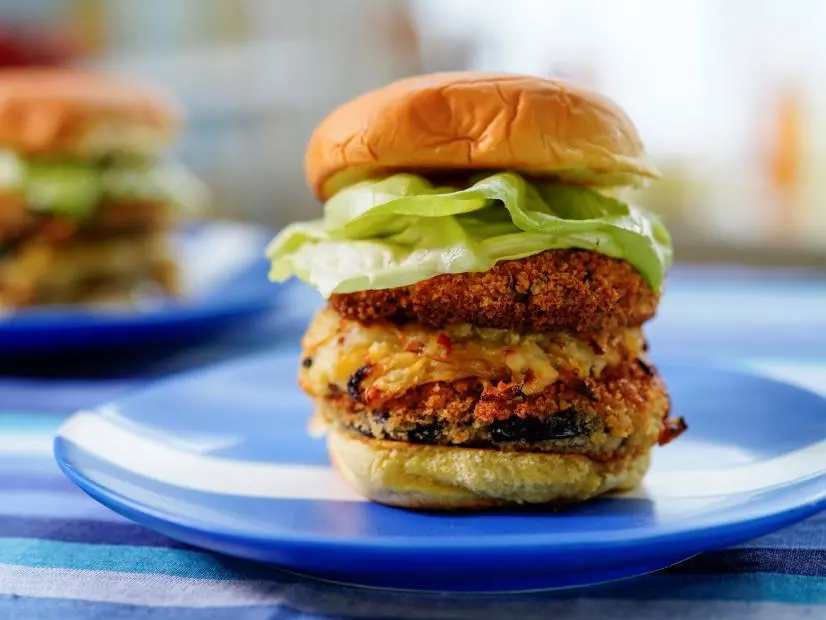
[330,250,658,333]
[315,359,670,459]
[305,71,658,199]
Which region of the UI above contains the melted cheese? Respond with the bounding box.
[300,308,646,406]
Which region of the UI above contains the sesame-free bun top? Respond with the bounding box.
[0,67,180,157]
[305,71,658,200]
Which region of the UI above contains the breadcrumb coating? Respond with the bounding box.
[314,360,675,459]
[330,249,658,333]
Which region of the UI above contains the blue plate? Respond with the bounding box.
[0,221,297,353]
[54,352,826,592]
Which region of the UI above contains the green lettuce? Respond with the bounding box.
[5,149,209,219]
[25,163,102,218]
[101,163,209,214]
[267,172,672,297]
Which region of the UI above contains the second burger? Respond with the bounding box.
[0,68,207,309]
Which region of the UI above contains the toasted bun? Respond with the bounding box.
[327,426,650,510]
[305,71,658,200]
[0,68,179,157]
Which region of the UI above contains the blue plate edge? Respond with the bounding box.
[51,353,826,557]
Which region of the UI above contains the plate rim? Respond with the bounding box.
[53,352,826,561]
[55,436,826,558]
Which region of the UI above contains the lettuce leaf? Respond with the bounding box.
[102,163,209,214]
[267,172,672,297]
[17,154,208,219]
[25,163,102,218]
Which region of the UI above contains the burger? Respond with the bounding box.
[267,72,686,509]
[0,68,207,309]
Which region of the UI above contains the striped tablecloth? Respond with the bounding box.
[2,264,826,619]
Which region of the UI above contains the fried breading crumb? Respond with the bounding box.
[314,360,670,459]
[330,249,659,333]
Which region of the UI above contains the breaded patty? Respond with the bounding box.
[0,198,178,308]
[1,196,173,243]
[0,230,177,307]
[300,307,647,407]
[313,359,680,459]
[330,249,658,334]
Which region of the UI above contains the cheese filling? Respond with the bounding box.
[300,308,647,407]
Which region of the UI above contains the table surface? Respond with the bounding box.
[2,264,826,620]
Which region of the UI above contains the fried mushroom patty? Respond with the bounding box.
[330,249,658,334]
[313,360,675,459]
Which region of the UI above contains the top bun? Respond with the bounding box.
[305,72,658,200]
[0,67,180,158]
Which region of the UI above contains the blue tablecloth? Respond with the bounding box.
[2,264,826,619]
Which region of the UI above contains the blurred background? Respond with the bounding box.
[4,0,826,268]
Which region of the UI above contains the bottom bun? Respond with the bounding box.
[327,426,650,510]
